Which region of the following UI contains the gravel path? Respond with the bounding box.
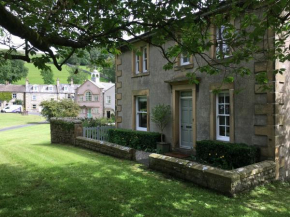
[135,150,152,167]
[0,121,48,132]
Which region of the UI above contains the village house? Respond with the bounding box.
[115,13,290,180]
[75,70,115,119]
[0,79,79,112]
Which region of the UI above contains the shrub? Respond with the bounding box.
[107,128,161,152]
[82,117,114,127]
[151,104,171,142]
[196,140,258,170]
[40,99,80,121]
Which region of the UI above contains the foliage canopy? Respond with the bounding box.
[0,0,290,86]
[0,59,28,83]
[0,92,12,102]
[40,99,80,121]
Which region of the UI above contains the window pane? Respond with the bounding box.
[218,105,224,114]
[219,126,225,136]
[225,96,230,103]
[219,96,224,103]
[226,127,230,136]
[226,116,230,125]
[225,105,230,114]
[138,97,147,112]
[219,116,225,125]
[143,60,147,71]
[138,113,147,128]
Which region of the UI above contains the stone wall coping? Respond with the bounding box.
[233,160,276,178]
[76,136,133,152]
[50,117,83,124]
[149,153,276,195]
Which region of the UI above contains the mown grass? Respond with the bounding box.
[14,63,91,85]
[0,113,45,130]
[0,123,289,216]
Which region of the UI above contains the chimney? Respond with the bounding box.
[70,78,73,85]
[56,78,60,86]
[25,78,29,86]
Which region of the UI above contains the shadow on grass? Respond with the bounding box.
[0,143,289,217]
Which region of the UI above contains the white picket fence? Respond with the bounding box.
[83,126,114,141]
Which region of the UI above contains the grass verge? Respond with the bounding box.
[0,125,289,217]
[0,113,45,130]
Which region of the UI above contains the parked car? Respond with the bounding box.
[1,105,22,113]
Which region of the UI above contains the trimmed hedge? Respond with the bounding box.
[107,129,161,152]
[196,140,259,170]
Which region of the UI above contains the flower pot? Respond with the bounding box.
[157,142,171,154]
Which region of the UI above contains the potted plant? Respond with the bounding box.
[151,104,171,154]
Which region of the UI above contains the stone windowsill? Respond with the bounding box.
[131,72,150,78]
[174,63,194,71]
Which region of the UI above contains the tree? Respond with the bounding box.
[0,59,28,83]
[0,1,290,86]
[67,66,88,84]
[40,99,80,121]
[151,104,171,142]
[0,92,12,102]
[41,69,55,84]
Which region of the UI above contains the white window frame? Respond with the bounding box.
[80,96,83,102]
[136,96,147,131]
[135,54,140,74]
[180,52,190,65]
[48,86,53,91]
[32,85,38,91]
[94,95,99,102]
[216,92,230,141]
[106,96,111,104]
[216,25,231,59]
[32,104,36,109]
[85,91,92,101]
[64,86,68,91]
[142,47,148,72]
[32,95,36,101]
[12,93,17,99]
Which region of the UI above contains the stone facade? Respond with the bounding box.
[25,79,79,112]
[115,12,290,180]
[75,137,135,160]
[0,79,79,112]
[149,153,276,196]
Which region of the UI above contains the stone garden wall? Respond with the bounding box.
[149,154,276,196]
[50,118,83,145]
[50,119,276,196]
[75,137,135,160]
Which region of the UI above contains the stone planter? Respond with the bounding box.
[157,142,171,154]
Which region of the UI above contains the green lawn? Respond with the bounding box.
[0,113,45,130]
[0,122,289,216]
[14,63,91,85]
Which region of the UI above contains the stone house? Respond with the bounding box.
[0,84,25,110]
[0,79,79,112]
[75,70,115,118]
[24,79,79,112]
[115,14,290,180]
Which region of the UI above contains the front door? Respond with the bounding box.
[87,108,92,118]
[180,91,193,149]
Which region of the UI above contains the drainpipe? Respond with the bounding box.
[103,91,105,118]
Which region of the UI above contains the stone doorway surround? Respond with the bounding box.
[165,78,197,151]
